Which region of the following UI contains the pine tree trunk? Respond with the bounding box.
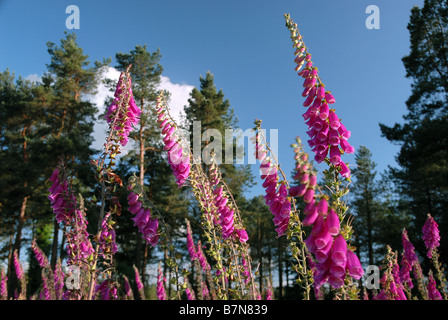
[277,239,283,299]
[365,186,374,266]
[8,194,29,298]
[257,217,264,294]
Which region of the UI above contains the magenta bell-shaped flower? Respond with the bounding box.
[326,208,340,236]
[346,249,364,280]
[331,234,347,266]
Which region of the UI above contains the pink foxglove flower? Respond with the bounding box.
[31,241,50,269]
[156,92,190,187]
[427,272,443,300]
[399,229,418,289]
[285,15,354,179]
[346,249,364,280]
[127,183,159,247]
[54,260,64,300]
[98,213,118,257]
[105,71,141,147]
[254,132,290,237]
[186,219,197,261]
[422,214,440,259]
[13,250,23,282]
[95,280,117,300]
[331,234,347,266]
[186,287,196,300]
[1,268,7,300]
[157,263,167,300]
[236,228,249,243]
[48,166,94,264]
[326,208,340,236]
[197,241,211,271]
[48,168,75,224]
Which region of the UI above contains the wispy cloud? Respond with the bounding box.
[159,75,194,124]
[25,73,42,83]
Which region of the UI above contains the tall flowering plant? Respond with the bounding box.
[284,14,354,179]
[422,214,447,299]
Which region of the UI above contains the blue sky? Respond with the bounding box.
[0,0,424,198]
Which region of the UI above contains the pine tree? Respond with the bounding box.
[350,146,411,266]
[183,71,254,200]
[379,0,448,260]
[0,69,50,297]
[41,31,105,269]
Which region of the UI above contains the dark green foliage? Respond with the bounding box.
[183,71,254,200]
[379,0,448,262]
[350,146,411,266]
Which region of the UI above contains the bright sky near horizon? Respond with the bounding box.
[0,0,424,198]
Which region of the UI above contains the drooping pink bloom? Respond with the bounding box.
[316,198,328,216]
[338,161,351,178]
[303,188,315,203]
[123,276,134,299]
[13,250,23,281]
[315,237,333,263]
[242,258,252,284]
[326,208,340,236]
[40,272,51,300]
[422,214,440,259]
[48,168,75,224]
[215,191,235,240]
[186,219,197,261]
[328,273,345,289]
[254,134,290,236]
[331,234,347,266]
[315,226,332,251]
[346,249,364,280]
[197,241,211,271]
[49,166,94,265]
[286,16,355,180]
[54,260,64,300]
[157,263,167,300]
[127,185,159,247]
[427,273,443,300]
[266,287,273,300]
[95,280,117,300]
[105,71,141,147]
[156,93,190,187]
[134,265,144,293]
[325,92,336,104]
[399,229,418,289]
[31,241,50,269]
[236,228,249,243]
[202,282,210,300]
[1,267,8,300]
[302,204,318,226]
[98,213,118,258]
[186,287,196,300]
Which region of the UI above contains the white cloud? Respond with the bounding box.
[25,73,42,83]
[87,66,122,153]
[158,75,194,124]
